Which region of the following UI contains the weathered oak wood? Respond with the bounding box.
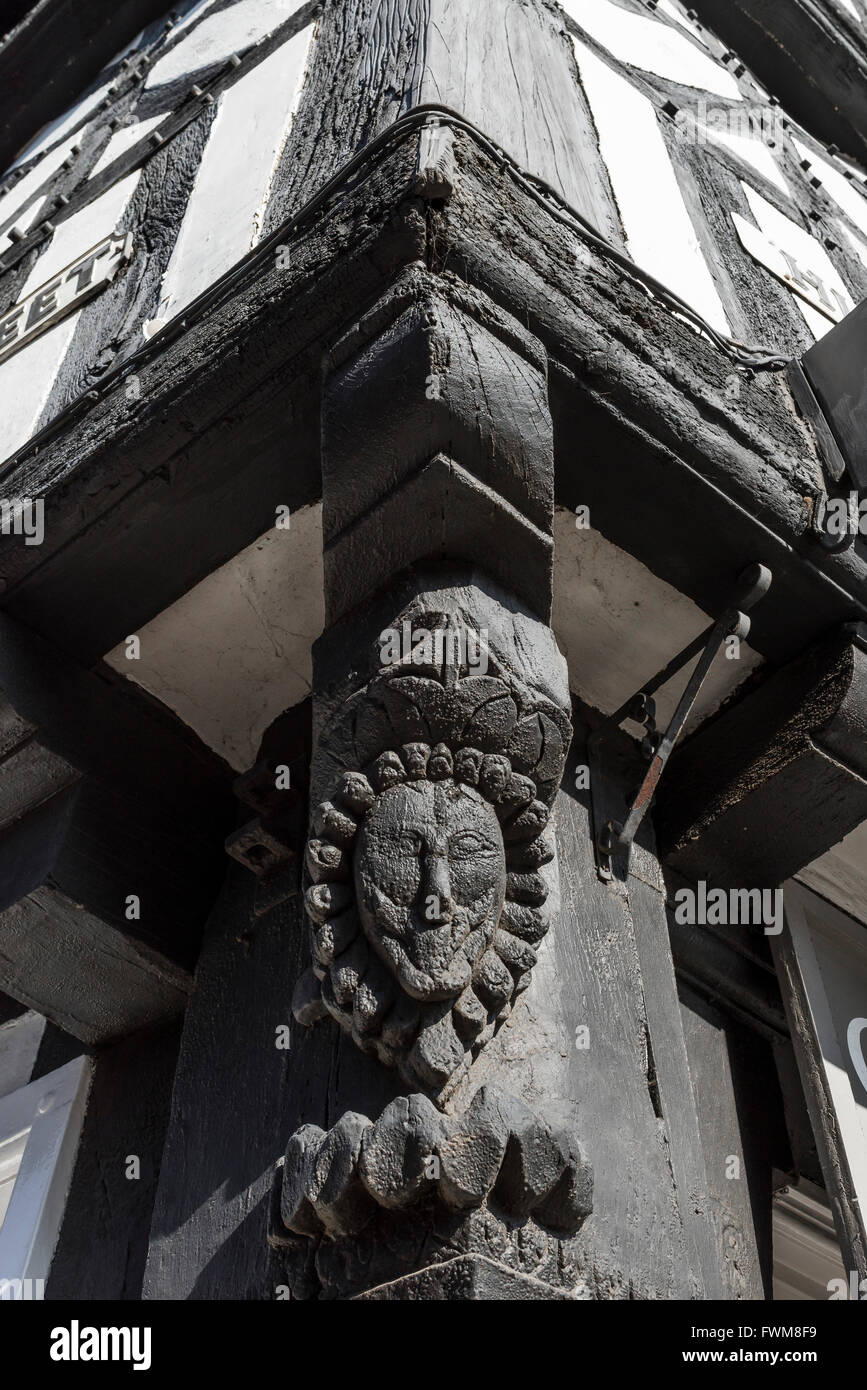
[0,132,862,672]
[0,613,233,1042]
[690,0,867,165]
[656,625,867,888]
[45,1020,181,1301]
[272,0,622,240]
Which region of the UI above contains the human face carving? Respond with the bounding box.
[354,780,506,1001]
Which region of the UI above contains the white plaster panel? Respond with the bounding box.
[798,823,867,928]
[793,137,867,241]
[144,24,312,332]
[0,172,141,465]
[145,0,309,90]
[89,117,164,176]
[104,506,325,771]
[704,125,790,197]
[560,0,742,99]
[0,1013,45,1102]
[0,136,87,254]
[574,39,731,336]
[839,222,867,271]
[656,0,709,45]
[739,182,854,339]
[552,511,762,733]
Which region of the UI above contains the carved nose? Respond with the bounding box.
[421,851,454,924]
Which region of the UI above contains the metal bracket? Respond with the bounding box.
[588,563,773,882]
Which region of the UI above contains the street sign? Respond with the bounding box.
[0,232,133,365]
[732,213,851,324]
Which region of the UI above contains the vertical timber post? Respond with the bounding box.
[278,266,595,1299]
[276,263,722,1299]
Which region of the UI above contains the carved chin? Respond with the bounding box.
[362,884,499,1002]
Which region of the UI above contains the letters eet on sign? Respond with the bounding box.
[0,233,132,364]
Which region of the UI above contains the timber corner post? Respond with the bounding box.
[273,265,595,1300]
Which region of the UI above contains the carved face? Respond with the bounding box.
[354,780,506,1001]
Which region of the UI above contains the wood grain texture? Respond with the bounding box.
[269,0,623,241]
[45,1020,181,1301]
[689,0,867,165]
[627,875,725,1298]
[0,134,863,674]
[678,983,785,1300]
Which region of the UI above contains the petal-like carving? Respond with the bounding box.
[305,881,352,925]
[473,948,514,1008]
[536,711,568,781]
[338,771,376,816]
[500,900,548,942]
[313,802,358,848]
[312,907,359,967]
[502,800,550,844]
[492,1102,570,1220]
[308,1113,376,1239]
[438,1085,512,1209]
[455,678,518,750]
[330,934,369,1006]
[409,1008,467,1091]
[358,1095,447,1209]
[382,677,446,742]
[282,1125,326,1236]
[493,929,537,973]
[507,714,544,773]
[306,838,351,884]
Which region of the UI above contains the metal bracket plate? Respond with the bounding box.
[589,563,773,882]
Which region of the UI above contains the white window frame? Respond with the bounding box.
[774,882,867,1283]
[0,1055,91,1299]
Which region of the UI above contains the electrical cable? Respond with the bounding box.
[1,102,792,474]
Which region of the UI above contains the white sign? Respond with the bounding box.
[732,213,851,324]
[0,232,133,364]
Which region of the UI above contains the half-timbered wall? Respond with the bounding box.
[0,0,865,1303]
[4,0,867,478]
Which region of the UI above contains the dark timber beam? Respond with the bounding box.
[0,133,863,670]
[0,614,233,1043]
[0,0,172,174]
[655,623,867,889]
[145,260,727,1300]
[689,0,867,166]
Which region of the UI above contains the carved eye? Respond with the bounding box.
[449,831,492,857]
[396,830,422,855]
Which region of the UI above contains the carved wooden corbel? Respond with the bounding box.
[276,271,593,1299]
